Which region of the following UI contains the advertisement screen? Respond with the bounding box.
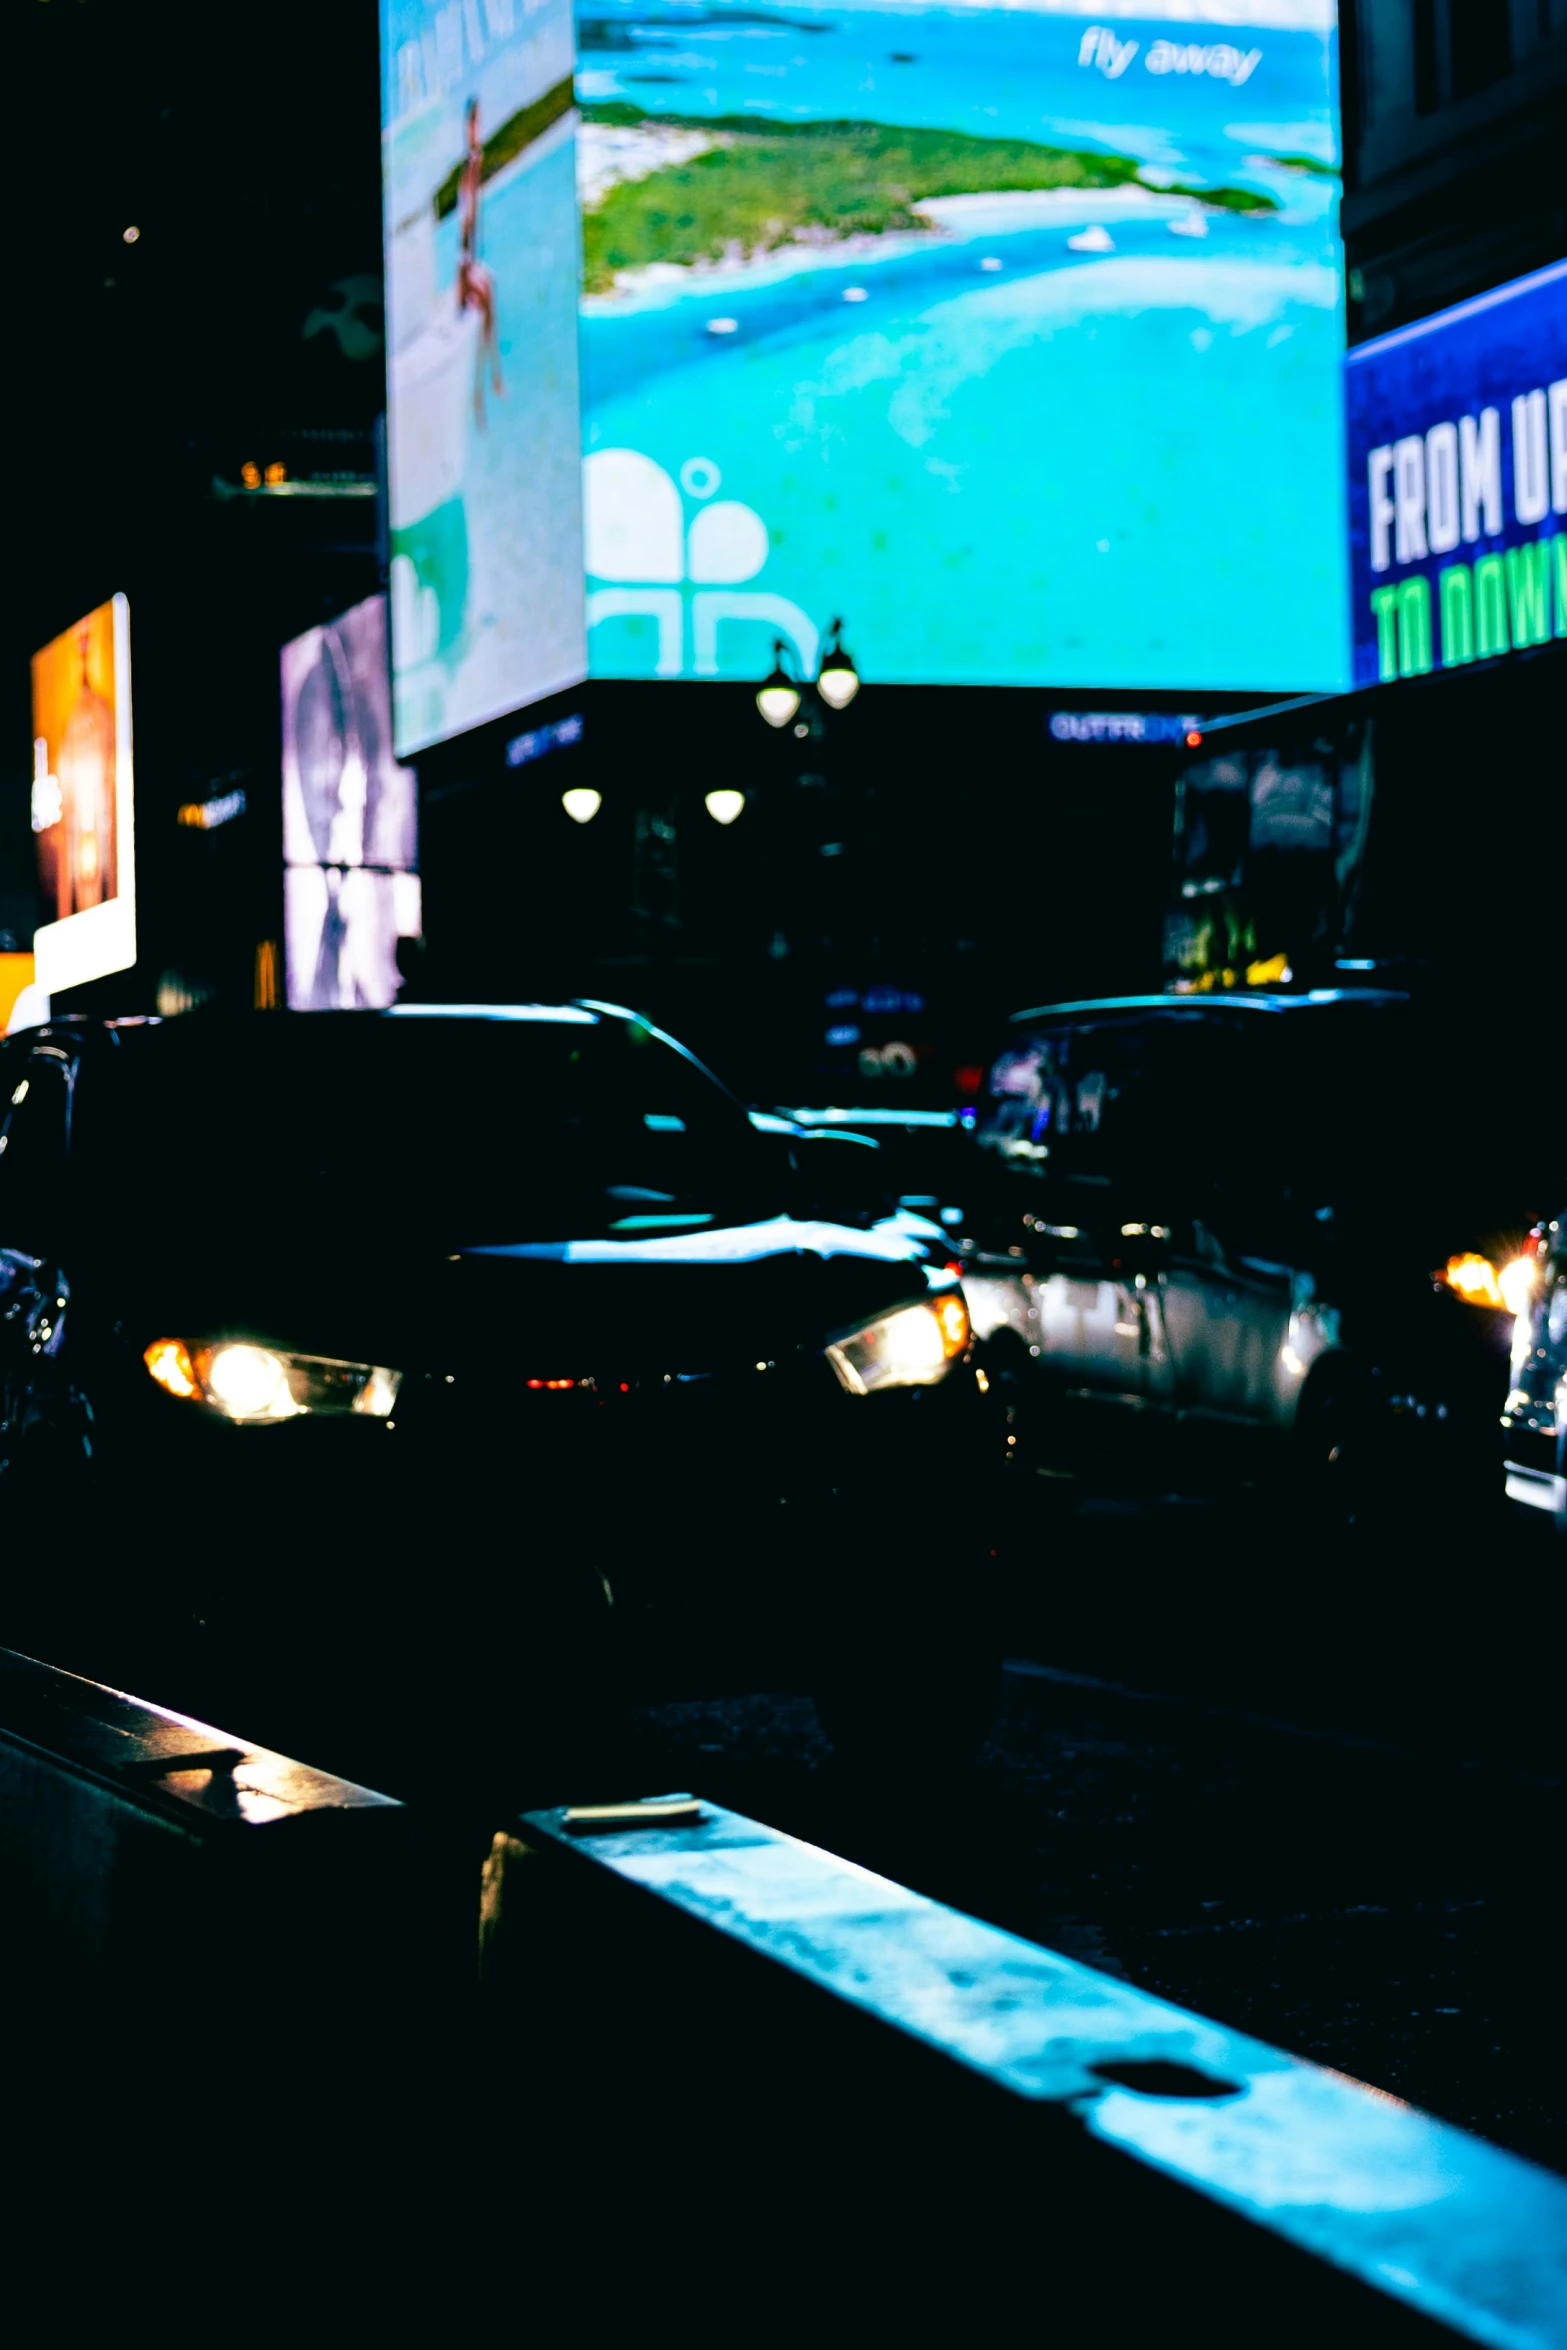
[281,592,422,1010]
[31,594,136,995]
[578,0,1347,693]
[1345,259,1567,690]
[382,0,588,755]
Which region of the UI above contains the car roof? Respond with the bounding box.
[779,1106,960,1129]
[384,1002,600,1024]
[13,1000,632,1052]
[1008,990,1410,1025]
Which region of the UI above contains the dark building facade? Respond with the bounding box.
[1344,0,1567,341]
[1158,1,1567,1001]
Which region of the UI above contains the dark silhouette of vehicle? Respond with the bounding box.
[1502,1209,1567,1532]
[960,991,1555,1522]
[0,1004,999,1795]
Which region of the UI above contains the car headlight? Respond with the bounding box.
[1439,1251,1538,1316]
[825,1291,970,1395]
[143,1338,401,1422]
[1497,1255,1539,1319]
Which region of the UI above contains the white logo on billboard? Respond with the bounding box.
[584,449,819,678]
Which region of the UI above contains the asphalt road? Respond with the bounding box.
[619,1473,1567,2177]
[23,1432,1558,2180]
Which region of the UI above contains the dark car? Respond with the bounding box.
[0,1004,999,1794]
[959,991,1556,1520]
[751,1106,972,1266]
[1502,1209,1567,1533]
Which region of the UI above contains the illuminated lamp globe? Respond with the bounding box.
[205,1343,289,1417]
[816,622,860,711]
[756,644,801,730]
[705,788,746,827]
[562,788,602,825]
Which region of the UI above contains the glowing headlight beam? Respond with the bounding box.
[201,1343,295,1419]
[826,1292,970,1395]
[1441,1254,1506,1310]
[1497,1256,1538,1319]
[144,1339,401,1420]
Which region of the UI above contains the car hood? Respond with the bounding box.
[106,1214,937,1377]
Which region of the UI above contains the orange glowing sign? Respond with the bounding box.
[30,594,136,994]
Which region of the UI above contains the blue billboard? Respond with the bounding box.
[576,1,1349,696]
[382,0,588,755]
[1345,259,1567,690]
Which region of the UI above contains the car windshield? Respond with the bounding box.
[978,1000,1564,1236]
[76,1009,788,1244]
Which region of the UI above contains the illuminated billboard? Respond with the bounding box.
[381,0,588,754]
[30,595,136,995]
[281,593,421,1010]
[1345,259,1567,689]
[577,0,1348,693]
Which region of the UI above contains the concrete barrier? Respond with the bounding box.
[483,1796,1567,2349]
[8,1650,1561,2343]
[0,1643,477,2210]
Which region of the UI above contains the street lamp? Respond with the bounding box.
[704,788,746,826]
[755,645,802,729]
[755,624,859,727]
[561,787,602,824]
[816,619,860,711]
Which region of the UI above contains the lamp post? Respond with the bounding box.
[754,619,859,730]
[816,620,861,711]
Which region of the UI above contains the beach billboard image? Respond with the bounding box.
[381,0,588,755]
[30,594,137,995]
[577,0,1348,693]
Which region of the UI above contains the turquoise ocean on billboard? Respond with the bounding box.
[382,0,587,757]
[573,0,1348,693]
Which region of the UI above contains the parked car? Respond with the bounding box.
[959,991,1555,1521]
[1501,1210,1567,1532]
[0,1005,1000,1792]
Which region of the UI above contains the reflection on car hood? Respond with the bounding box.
[116,1215,935,1375]
[462,1215,922,1266]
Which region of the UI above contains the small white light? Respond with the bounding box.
[706,317,739,336]
[123,225,141,244]
[705,789,746,826]
[842,286,868,303]
[757,681,801,729]
[562,788,602,825]
[205,1343,290,1418]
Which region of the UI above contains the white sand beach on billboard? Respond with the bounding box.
[584,180,1228,307]
[584,220,952,307]
[578,119,723,208]
[916,184,1204,229]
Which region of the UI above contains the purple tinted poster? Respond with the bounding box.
[280,592,421,1011]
